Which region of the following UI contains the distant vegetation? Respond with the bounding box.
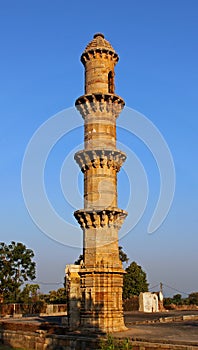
[164,292,198,308]
[0,241,67,308]
[40,288,67,304]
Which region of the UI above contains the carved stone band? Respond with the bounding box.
[75,94,125,118]
[74,149,126,173]
[81,49,119,65]
[74,208,128,229]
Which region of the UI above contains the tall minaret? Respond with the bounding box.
[73,33,127,332]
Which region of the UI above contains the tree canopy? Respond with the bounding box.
[188,292,198,305]
[119,246,129,264]
[19,284,40,303]
[123,261,148,299]
[0,241,36,302]
[40,288,67,304]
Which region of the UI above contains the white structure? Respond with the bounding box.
[139,292,159,312]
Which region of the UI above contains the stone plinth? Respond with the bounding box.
[79,267,126,332]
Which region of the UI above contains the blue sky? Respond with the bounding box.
[0,0,198,296]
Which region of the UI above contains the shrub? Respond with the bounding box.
[99,335,132,349]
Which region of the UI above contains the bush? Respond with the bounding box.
[99,335,132,349]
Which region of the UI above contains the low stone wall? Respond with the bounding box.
[1,329,198,350]
[0,303,67,318]
[0,330,99,350]
[159,314,198,323]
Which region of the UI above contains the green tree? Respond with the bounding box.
[0,242,36,302]
[119,246,129,264]
[56,287,67,303]
[123,261,148,299]
[188,292,198,305]
[41,288,67,304]
[172,293,182,305]
[74,246,129,265]
[163,297,173,307]
[19,284,40,303]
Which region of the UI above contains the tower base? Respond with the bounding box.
[66,265,127,333]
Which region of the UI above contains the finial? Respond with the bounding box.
[93,33,105,39]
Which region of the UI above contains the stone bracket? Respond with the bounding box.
[74,149,126,173]
[74,208,127,229]
[81,48,119,65]
[75,93,125,118]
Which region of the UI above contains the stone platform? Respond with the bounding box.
[1,310,198,349]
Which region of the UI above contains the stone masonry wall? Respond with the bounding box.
[1,329,198,350]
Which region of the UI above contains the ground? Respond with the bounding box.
[119,310,198,345]
[1,310,198,347]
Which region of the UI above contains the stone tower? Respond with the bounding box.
[66,33,127,333]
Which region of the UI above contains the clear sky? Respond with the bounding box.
[0,0,198,297]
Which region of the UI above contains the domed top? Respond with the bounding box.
[83,33,116,54]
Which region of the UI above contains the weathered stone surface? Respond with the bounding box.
[139,292,159,313]
[66,33,127,333]
[1,327,198,350]
[65,265,81,330]
[74,209,127,230]
[74,149,126,172]
[80,33,119,94]
[75,94,125,119]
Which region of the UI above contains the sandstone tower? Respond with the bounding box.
[66,33,127,333]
